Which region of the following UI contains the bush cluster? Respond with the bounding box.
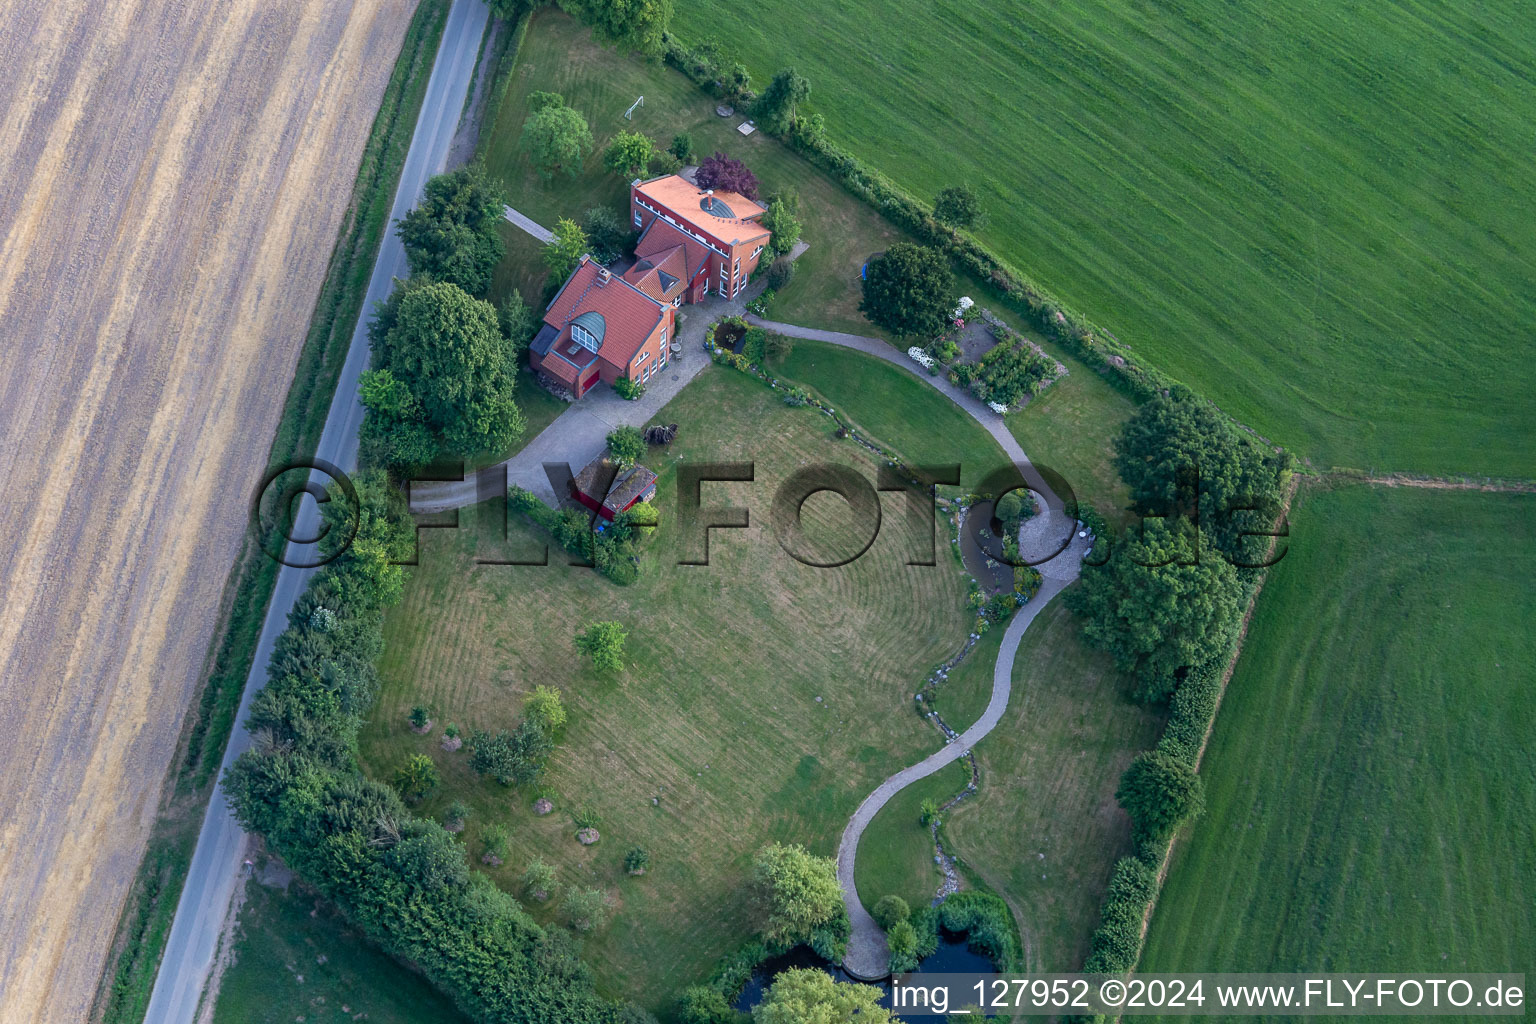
[950,339,1054,407]
[508,486,644,585]
[937,892,1021,970]
[223,475,629,1024]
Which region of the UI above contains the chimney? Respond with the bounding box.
[596,266,611,286]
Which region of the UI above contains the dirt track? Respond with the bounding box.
[0,2,412,1020]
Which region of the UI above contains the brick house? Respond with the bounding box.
[629,173,771,303]
[528,173,771,399]
[528,256,675,399]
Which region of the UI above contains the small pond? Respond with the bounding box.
[732,934,995,1017]
[956,499,1014,595]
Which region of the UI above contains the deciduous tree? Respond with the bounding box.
[576,620,628,672]
[544,218,588,282]
[604,129,656,179]
[1065,518,1243,703]
[396,164,507,295]
[694,151,759,199]
[751,843,842,944]
[1114,387,1291,565]
[361,280,524,464]
[754,68,810,134]
[520,99,593,179]
[753,969,893,1024]
[859,242,956,339]
[1116,750,1205,843]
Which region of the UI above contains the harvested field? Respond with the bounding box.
[0,2,414,1021]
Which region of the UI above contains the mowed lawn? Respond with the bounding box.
[943,599,1165,971]
[358,365,1009,1009]
[214,880,469,1024]
[1141,485,1536,985]
[672,0,1536,477]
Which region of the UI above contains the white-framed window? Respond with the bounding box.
[719,263,728,280]
[660,327,668,347]
[752,246,763,259]
[571,323,599,351]
[633,210,643,227]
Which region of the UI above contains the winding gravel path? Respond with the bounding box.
[744,318,1090,979]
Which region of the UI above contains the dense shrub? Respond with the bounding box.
[1116,750,1206,846]
[1083,857,1158,973]
[764,259,796,292]
[509,485,641,585]
[937,892,1019,969]
[470,719,553,785]
[872,895,910,929]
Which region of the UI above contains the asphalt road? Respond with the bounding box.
[142,2,490,1020]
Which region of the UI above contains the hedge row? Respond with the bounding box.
[224,476,637,1024]
[475,2,533,163]
[661,34,1178,404]
[1082,857,1159,974]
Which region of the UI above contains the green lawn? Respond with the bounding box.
[853,760,971,914]
[358,362,1009,1010]
[773,340,1013,492]
[672,0,1536,478]
[942,599,1165,972]
[1141,485,1536,988]
[1005,367,1137,528]
[213,879,469,1024]
[480,10,914,339]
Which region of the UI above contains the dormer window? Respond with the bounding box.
[569,310,606,352]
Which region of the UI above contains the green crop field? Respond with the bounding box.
[213,879,469,1024]
[673,0,1536,477]
[1140,484,1536,987]
[358,360,1010,1010]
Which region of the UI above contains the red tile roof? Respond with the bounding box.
[636,174,770,245]
[623,243,688,301]
[543,257,665,370]
[635,219,710,284]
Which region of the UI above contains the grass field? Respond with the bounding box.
[672,0,1536,477]
[1141,484,1536,986]
[1005,368,1137,528]
[853,761,972,914]
[358,363,1009,1009]
[213,880,469,1024]
[941,599,1165,971]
